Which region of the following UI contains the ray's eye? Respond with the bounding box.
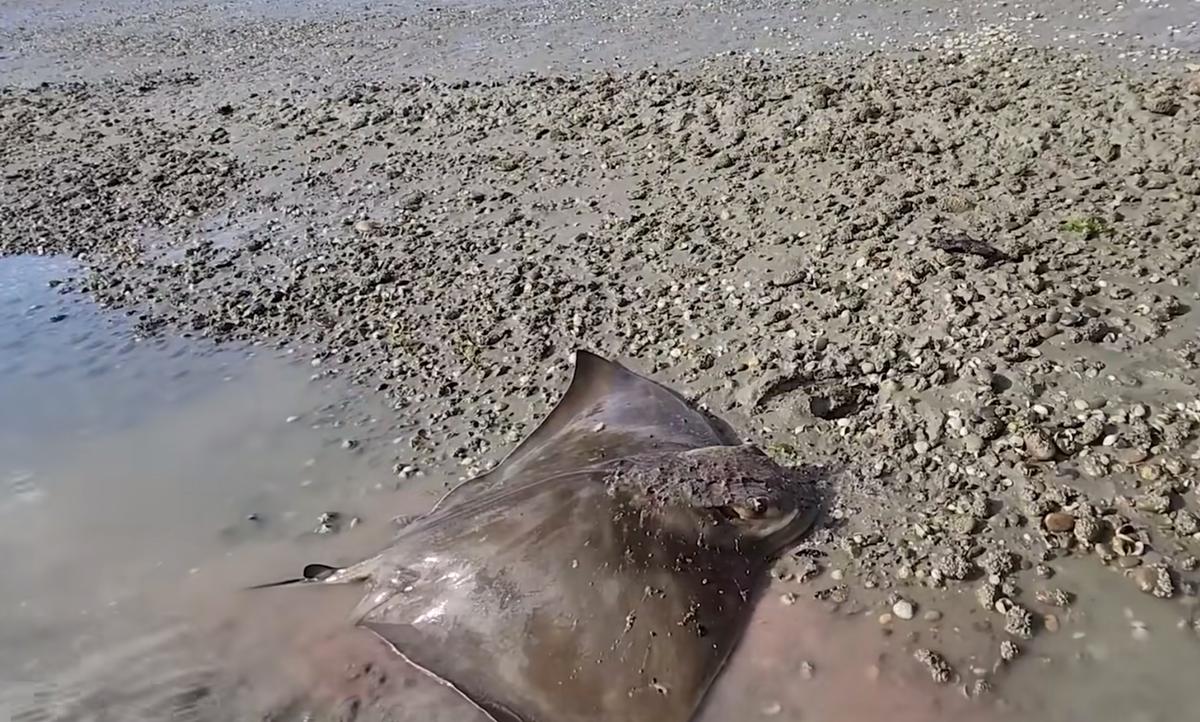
[716,497,772,521]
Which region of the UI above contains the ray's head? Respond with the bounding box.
[687,444,819,553]
[612,442,820,555]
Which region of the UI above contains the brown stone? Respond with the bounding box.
[1043,512,1076,533]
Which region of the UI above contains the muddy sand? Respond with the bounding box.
[3,0,1200,721]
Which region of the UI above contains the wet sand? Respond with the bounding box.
[3,0,1200,721]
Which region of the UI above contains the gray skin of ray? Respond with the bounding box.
[268,350,820,722]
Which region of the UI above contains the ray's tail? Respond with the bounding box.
[246,563,341,589]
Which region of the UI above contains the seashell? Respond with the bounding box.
[1112,525,1146,557]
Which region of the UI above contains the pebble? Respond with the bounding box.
[999,640,1020,662]
[1043,512,1075,533]
[892,599,916,620]
[1024,430,1058,461]
[913,648,953,684]
[1131,565,1175,598]
[1116,447,1149,464]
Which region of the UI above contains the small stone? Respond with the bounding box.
[1134,493,1170,514]
[780,593,797,606]
[1174,511,1200,536]
[1131,565,1174,598]
[980,550,1019,577]
[999,640,1020,662]
[1024,430,1057,461]
[800,661,815,680]
[923,610,943,622]
[950,514,978,535]
[341,438,359,450]
[1078,417,1105,446]
[354,219,380,234]
[1043,614,1060,633]
[913,648,953,684]
[1043,512,1076,533]
[1074,514,1102,544]
[1138,464,1162,482]
[1143,95,1179,115]
[1116,447,1150,464]
[963,434,985,454]
[1004,604,1035,638]
[935,552,976,580]
[892,599,916,620]
[879,613,894,625]
[1035,588,1073,607]
[976,582,999,611]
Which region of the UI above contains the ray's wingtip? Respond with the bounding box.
[569,348,614,372]
[571,347,602,363]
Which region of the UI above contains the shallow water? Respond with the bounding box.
[3,253,1200,722]
[0,254,453,720]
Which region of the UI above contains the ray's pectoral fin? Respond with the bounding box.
[245,562,342,590]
